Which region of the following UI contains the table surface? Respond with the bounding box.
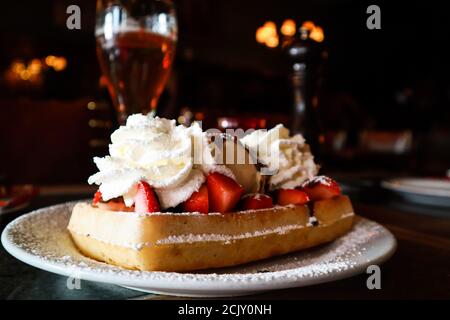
[1,181,449,300]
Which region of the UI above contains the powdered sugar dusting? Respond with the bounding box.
[2,201,394,287]
[301,175,333,187]
[156,224,304,245]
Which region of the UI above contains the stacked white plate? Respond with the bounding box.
[382,178,450,208]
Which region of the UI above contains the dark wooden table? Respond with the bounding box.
[1,183,449,300]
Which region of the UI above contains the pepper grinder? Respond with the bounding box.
[282,26,326,156]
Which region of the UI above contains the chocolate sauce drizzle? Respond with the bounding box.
[307,202,319,227]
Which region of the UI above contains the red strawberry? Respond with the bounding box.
[97,198,133,212]
[242,193,273,210]
[206,172,244,213]
[277,189,310,206]
[301,176,341,201]
[93,190,102,206]
[134,181,160,213]
[183,184,209,214]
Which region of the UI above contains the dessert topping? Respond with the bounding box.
[92,190,102,206]
[134,181,160,213]
[240,124,319,190]
[277,189,310,206]
[88,114,236,209]
[301,176,341,201]
[241,193,273,210]
[182,184,209,214]
[206,172,244,213]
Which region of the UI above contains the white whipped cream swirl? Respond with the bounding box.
[88,114,234,209]
[240,124,319,190]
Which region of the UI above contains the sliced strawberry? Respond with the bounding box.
[134,181,160,213]
[206,172,244,213]
[93,190,102,206]
[277,189,310,206]
[97,198,133,212]
[242,193,273,210]
[301,176,341,201]
[183,184,209,214]
[93,189,130,212]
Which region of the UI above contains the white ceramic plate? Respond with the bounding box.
[382,178,450,208]
[1,201,396,297]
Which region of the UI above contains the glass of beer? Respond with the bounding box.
[96,0,177,124]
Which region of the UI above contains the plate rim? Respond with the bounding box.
[1,201,397,295]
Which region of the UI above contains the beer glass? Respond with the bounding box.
[96,0,177,124]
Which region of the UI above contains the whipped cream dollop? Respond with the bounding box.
[240,124,319,190]
[88,114,234,209]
